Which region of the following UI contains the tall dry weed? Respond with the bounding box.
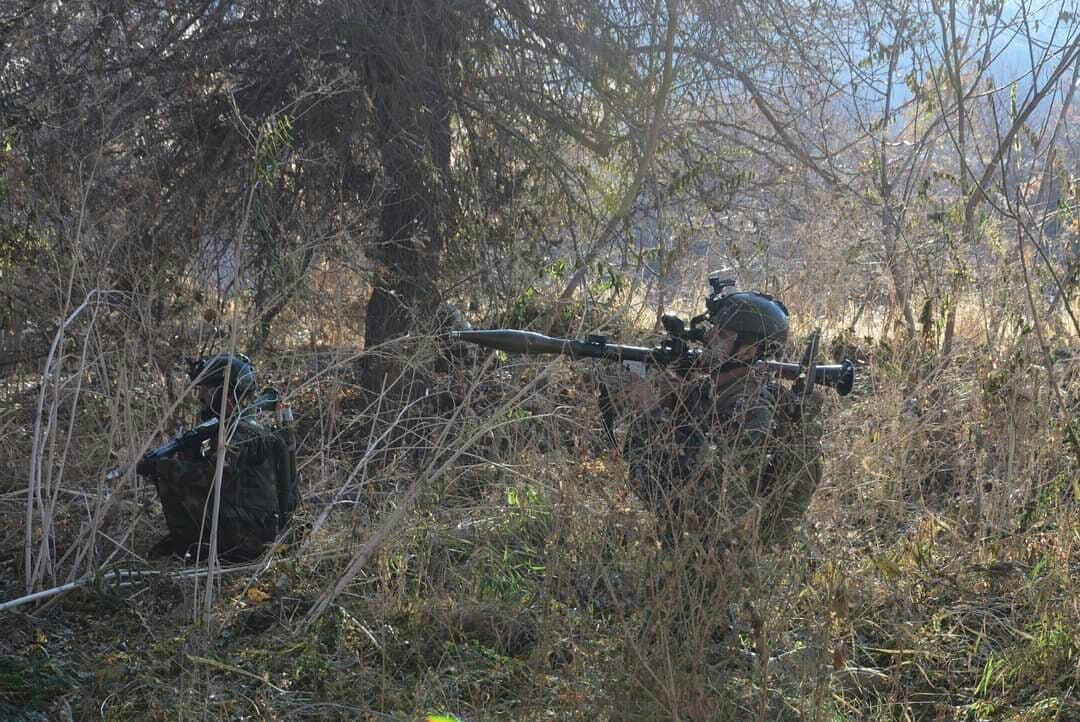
[2,276,1078,720]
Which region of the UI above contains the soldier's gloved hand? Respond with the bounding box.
[135,457,157,477]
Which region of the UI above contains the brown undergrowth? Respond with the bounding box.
[1,315,1078,721]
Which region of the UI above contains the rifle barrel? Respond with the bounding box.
[111,387,285,477]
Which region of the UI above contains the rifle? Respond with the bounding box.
[105,387,281,481]
[450,322,855,396]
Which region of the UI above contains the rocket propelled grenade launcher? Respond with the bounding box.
[451,329,855,395]
[450,273,855,395]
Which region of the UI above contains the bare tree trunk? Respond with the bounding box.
[360,0,454,387]
[878,26,915,340]
[882,206,915,339]
[937,0,967,359]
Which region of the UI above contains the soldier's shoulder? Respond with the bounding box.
[236,414,276,431]
[233,417,262,433]
[726,372,780,408]
[231,417,278,446]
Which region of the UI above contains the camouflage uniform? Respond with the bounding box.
[624,370,823,547]
[147,416,281,560]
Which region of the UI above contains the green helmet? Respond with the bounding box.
[187,353,257,399]
[705,291,789,357]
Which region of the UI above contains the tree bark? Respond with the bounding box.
[360,0,454,387]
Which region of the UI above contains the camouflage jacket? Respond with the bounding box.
[148,416,281,557]
[624,370,823,544]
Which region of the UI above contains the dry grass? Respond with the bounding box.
[1,291,1078,722]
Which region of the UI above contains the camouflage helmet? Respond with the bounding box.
[705,291,789,356]
[187,353,257,399]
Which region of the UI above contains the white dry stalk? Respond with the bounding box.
[59,385,194,582]
[25,289,103,593]
[37,294,105,587]
[87,354,131,578]
[196,270,243,622]
[25,131,105,592]
[195,105,263,620]
[51,335,201,578]
[193,365,236,620]
[305,400,400,539]
[300,357,558,629]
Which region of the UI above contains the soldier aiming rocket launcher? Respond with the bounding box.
[450,274,855,396]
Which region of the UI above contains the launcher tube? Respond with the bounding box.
[452,329,855,395]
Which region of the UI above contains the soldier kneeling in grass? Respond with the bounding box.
[613,290,824,551]
[136,354,298,563]
[605,288,827,680]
